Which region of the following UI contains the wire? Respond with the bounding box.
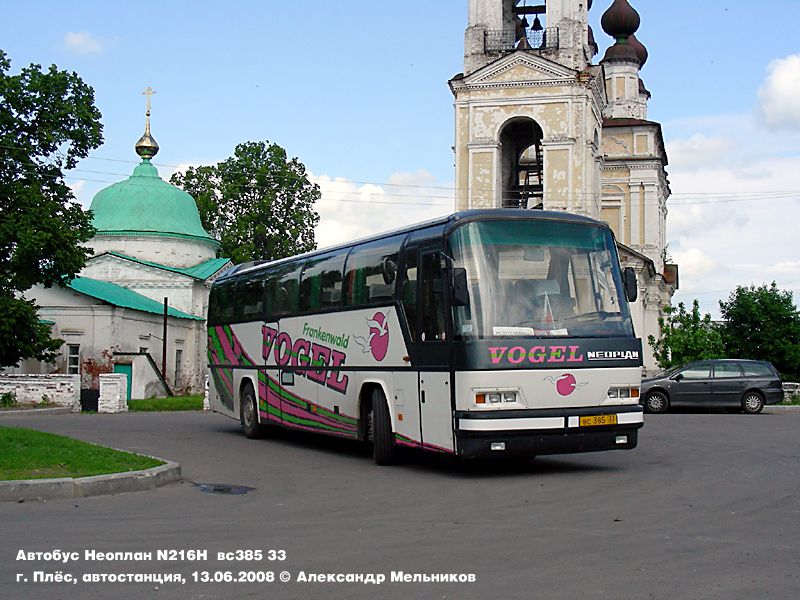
[3,141,800,207]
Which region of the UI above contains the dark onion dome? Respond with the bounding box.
[601,40,640,65]
[588,0,593,9]
[601,0,640,39]
[628,33,648,67]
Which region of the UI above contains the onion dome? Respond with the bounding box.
[600,0,641,66]
[89,97,217,248]
[601,40,640,65]
[601,0,640,40]
[628,33,648,67]
[588,0,593,10]
[89,159,217,247]
[135,87,159,159]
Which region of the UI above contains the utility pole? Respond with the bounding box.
[162,297,168,383]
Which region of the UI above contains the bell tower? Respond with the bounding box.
[451,0,604,214]
[449,1,678,375]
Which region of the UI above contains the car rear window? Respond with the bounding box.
[714,362,743,378]
[741,362,774,377]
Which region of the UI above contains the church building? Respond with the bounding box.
[449,0,677,372]
[14,99,231,397]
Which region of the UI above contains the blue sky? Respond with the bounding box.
[2,1,800,317]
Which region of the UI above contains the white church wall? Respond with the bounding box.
[24,282,206,394]
[90,235,216,269]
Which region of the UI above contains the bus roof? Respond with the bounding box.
[216,209,608,282]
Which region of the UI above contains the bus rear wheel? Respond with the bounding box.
[241,382,266,439]
[372,388,397,466]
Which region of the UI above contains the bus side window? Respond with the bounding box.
[420,252,446,342]
[236,275,266,322]
[344,234,403,307]
[300,252,345,312]
[270,263,301,318]
[401,251,418,341]
[212,280,237,323]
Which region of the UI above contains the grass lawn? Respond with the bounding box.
[127,395,203,412]
[0,427,163,481]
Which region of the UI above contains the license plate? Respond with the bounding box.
[579,414,618,427]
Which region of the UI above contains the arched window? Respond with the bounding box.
[499,117,544,209]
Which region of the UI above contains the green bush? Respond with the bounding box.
[0,391,19,408]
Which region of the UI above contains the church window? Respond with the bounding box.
[175,349,183,385]
[67,344,80,375]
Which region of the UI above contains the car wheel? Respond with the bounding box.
[741,391,764,414]
[241,382,266,438]
[371,388,397,465]
[644,390,669,414]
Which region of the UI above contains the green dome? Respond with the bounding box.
[89,159,218,247]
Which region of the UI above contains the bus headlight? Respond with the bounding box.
[607,386,640,400]
[475,391,518,405]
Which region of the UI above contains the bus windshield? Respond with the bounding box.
[448,219,634,339]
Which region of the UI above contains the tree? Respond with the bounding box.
[648,300,724,370]
[719,282,800,379]
[0,50,103,367]
[171,141,320,264]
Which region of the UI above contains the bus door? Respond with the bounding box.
[261,318,283,425]
[398,243,453,452]
[418,248,453,452]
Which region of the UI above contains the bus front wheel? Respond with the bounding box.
[372,388,397,466]
[241,382,266,439]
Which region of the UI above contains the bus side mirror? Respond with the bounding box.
[452,267,469,307]
[623,267,638,303]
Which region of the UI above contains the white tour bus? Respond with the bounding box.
[207,209,644,464]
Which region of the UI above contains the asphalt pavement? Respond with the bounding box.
[1,409,798,600]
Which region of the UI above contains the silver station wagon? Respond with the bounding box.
[641,359,784,414]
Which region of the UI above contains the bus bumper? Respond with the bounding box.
[454,405,643,458]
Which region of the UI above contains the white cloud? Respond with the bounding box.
[758,54,800,131]
[63,32,109,55]
[666,134,735,170]
[311,171,454,250]
[68,179,92,208]
[162,162,200,182]
[672,248,716,282]
[666,115,800,317]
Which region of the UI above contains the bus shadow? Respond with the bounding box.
[222,425,616,478]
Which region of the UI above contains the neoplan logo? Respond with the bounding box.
[586,350,640,361]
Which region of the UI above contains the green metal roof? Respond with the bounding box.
[67,276,204,320]
[89,159,218,248]
[105,252,231,281]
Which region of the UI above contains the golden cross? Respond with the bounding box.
[142,86,156,115]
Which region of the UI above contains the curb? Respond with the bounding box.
[0,459,181,503]
[765,405,800,412]
[0,406,76,416]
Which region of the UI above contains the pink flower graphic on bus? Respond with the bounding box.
[354,309,390,362]
[544,373,589,397]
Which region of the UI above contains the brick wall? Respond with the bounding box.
[0,375,80,411]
